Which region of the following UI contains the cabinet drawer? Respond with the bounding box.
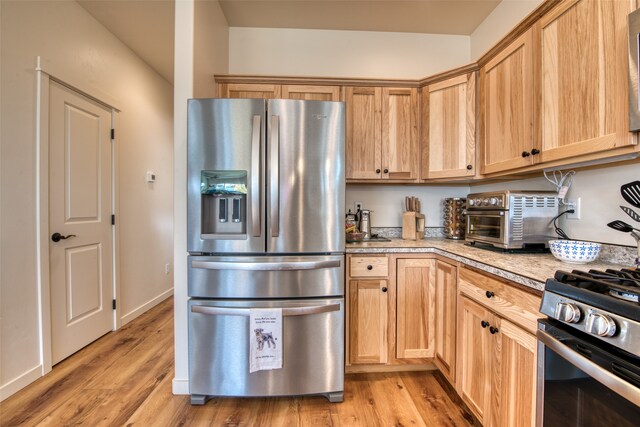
[458,267,541,334]
[349,256,389,277]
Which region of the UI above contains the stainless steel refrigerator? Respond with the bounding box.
[186,98,345,404]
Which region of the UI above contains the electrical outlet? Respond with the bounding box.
[354,201,363,212]
[165,263,170,275]
[565,198,581,220]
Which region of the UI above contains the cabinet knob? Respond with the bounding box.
[383,168,389,174]
[376,169,381,174]
[466,164,473,170]
[485,291,495,299]
[367,265,373,270]
[381,287,388,293]
[531,148,540,155]
[481,320,489,328]
[521,151,531,158]
[489,326,499,334]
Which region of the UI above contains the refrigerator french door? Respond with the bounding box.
[186,98,346,404]
[187,98,345,255]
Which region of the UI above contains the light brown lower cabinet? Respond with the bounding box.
[434,260,457,383]
[348,278,388,365]
[457,267,540,427]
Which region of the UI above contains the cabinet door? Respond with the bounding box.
[345,87,382,179]
[434,260,457,382]
[282,85,341,101]
[537,0,636,163]
[382,88,419,180]
[492,318,537,427]
[458,296,494,423]
[219,83,282,99]
[423,73,476,179]
[396,259,436,359]
[348,279,388,364]
[480,29,534,174]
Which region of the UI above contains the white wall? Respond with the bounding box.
[0,0,173,400]
[472,162,640,246]
[470,0,543,60]
[229,27,470,79]
[347,185,469,228]
[173,0,230,395]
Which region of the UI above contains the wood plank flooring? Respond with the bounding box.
[0,297,473,426]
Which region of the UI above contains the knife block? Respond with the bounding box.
[402,211,425,240]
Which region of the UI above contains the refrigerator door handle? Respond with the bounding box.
[191,259,341,271]
[269,115,280,237]
[251,115,261,237]
[191,303,341,317]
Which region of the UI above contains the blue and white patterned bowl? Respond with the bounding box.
[549,240,601,264]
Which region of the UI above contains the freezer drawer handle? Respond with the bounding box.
[191,259,341,271]
[191,303,341,317]
[251,115,261,237]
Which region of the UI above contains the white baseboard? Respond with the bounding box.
[172,377,189,395]
[0,365,43,402]
[120,288,174,326]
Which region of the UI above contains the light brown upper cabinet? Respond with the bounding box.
[345,87,419,181]
[480,29,535,175]
[535,0,636,162]
[218,83,282,99]
[281,85,341,101]
[422,73,476,179]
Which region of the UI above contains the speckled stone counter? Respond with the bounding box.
[346,238,635,292]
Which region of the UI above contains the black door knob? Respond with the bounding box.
[481,320,489,328]
[383,168,389,174]
[489,326,499,334]
[486,291,495,299]
[531,148,540,155]
[466,164,473,170]
[381,287,388,292]
[376,169,381,174]
[522,151,531,157]
[51,232,76,242]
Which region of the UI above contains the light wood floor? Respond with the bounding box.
[0,297,473,426]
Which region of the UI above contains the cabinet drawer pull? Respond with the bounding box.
[486,291,495,298]
[366,265,373,270]
[489,326,499,334]
[521,151,531,157]
[381,287,388,293]
[481,320,489,328]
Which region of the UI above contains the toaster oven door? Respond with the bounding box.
[465,211,506,246]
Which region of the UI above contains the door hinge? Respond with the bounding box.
[111,129,115,140]
[111,214,115,225]
[112,299,117,310]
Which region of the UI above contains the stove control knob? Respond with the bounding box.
[468,199,475,206]
[554,303,581,323]
[489,197,498,206]
[586,313,617,337]
[482,198,489,206]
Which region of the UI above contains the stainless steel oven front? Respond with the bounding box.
[537,319,640,427]
[465,210,506,246]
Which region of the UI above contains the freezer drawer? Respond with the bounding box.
[188,298,344,403]
[188,254,344,298]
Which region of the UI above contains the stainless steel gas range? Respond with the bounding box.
[537,268,640,426]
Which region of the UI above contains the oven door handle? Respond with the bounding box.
[192,259,341,271]
[538,329,640,407]
[191,304,340,317]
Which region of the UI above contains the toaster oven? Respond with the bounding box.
[465,191,559,249]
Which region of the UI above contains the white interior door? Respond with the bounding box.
[49,81,114,364]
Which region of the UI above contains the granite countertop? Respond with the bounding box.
[346,238,634,292]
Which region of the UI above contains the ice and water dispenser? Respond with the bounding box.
[200,170,247,239]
